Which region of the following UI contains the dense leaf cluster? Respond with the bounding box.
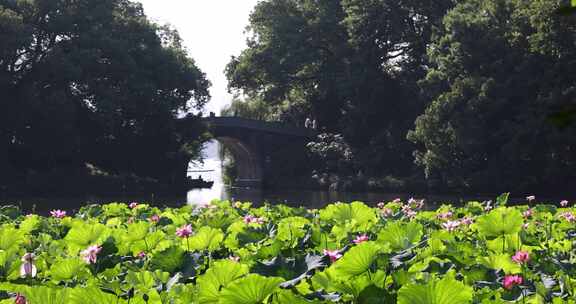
[0,0,210,187]
[225,0,576,192]
[0,197,575,303]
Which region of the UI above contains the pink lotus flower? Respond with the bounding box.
[559,212,576,223]
[80,245,102,264]
[460,216,474,225]
[243,215,265,224]
[526,195,535,202]
[50,209,66,219]
[512,251,530,264]
[323,249,342,262]
[353,234,369,244]
[127,217,135,224]
[229,255,240,262]
[404,209,417,219]
[522,209,533,218]
[392,198,402,203]
[149,214,160,223]
[129,202,139,209]
[560,200,569,207]
[14,294,26,304]
[503,275,523,290]
[437,211,453,220]
[137,251,146,259]
[401,205,417,218]
[176,224,193,238]
[19,253,37,278]
[442,220,461,232]
[414,199,425,209]
[381,207,393,217]
[377,202,386,209]
[522,223,530,229]
[407,198,424,209]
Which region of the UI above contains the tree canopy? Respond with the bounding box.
[0,0,210,187]
[407,0,576,190]
[226,0,576,192]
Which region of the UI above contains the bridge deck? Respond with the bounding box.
[201,116,317,137]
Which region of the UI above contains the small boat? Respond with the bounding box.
[185,177,214,189]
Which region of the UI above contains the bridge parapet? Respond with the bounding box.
[202,116,317,138]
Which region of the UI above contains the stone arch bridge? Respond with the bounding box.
[178,116,316,187]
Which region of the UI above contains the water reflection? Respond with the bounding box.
[2,142,568,213]
[184,141,565,209]
[186,140,226,204]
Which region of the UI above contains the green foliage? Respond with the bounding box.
[49,258,87,282]
[332,242,380,277]
[475,207,523,239]
[225,0,575,194]
[397,274,473,304]
[197,260,249,303]
[320,201,377,230]
[377,221,423,251]
[0,0,210,185]
[0,198,572,302]
[225,0,453,183]
[408,0,576,189]
[219,274,284,304]
[188,226,224,251]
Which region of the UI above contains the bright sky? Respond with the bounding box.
[135,0,259,115]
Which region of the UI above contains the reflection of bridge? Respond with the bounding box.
[179,116,317,187]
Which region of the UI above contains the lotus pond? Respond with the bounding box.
[0,195,575,303]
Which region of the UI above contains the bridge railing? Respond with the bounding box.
[201,116,317,137]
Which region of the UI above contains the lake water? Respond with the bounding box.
[1,141,570,213]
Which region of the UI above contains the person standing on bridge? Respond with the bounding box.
[312,119,317,130]
[305,117,312,128]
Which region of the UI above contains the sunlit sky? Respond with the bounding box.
[135,0,260,115]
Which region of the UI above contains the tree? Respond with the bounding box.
[407,0,576,190]
[0,0,210,185]
[226,0,452,179]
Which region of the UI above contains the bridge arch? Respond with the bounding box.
[178,116,316,188]
[215,136,262,187]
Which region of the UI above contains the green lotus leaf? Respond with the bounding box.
[0,226,24,251]
[333,241,380,277]
[397,275,473,304]
[377,221,423,251]
[188,226,224,251]
[19,215,41,234]
[276,216,310,248]
[64,221,110,253]
[219,274,284,304]
[495,193,510,207]
[475,207,523,239]
[150,246,185,273]
[126,270,157,293]
[274,289,323,303]
[49,258,87,282]
[197,259,249,303]
[0,283,68,304]
[480,253,521,274]
[129,230,171,255]
[67,286,122,304]
[124,222,151,242]
[312,268,373,299]
[102,203,130,217]
[320,202,377,229]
